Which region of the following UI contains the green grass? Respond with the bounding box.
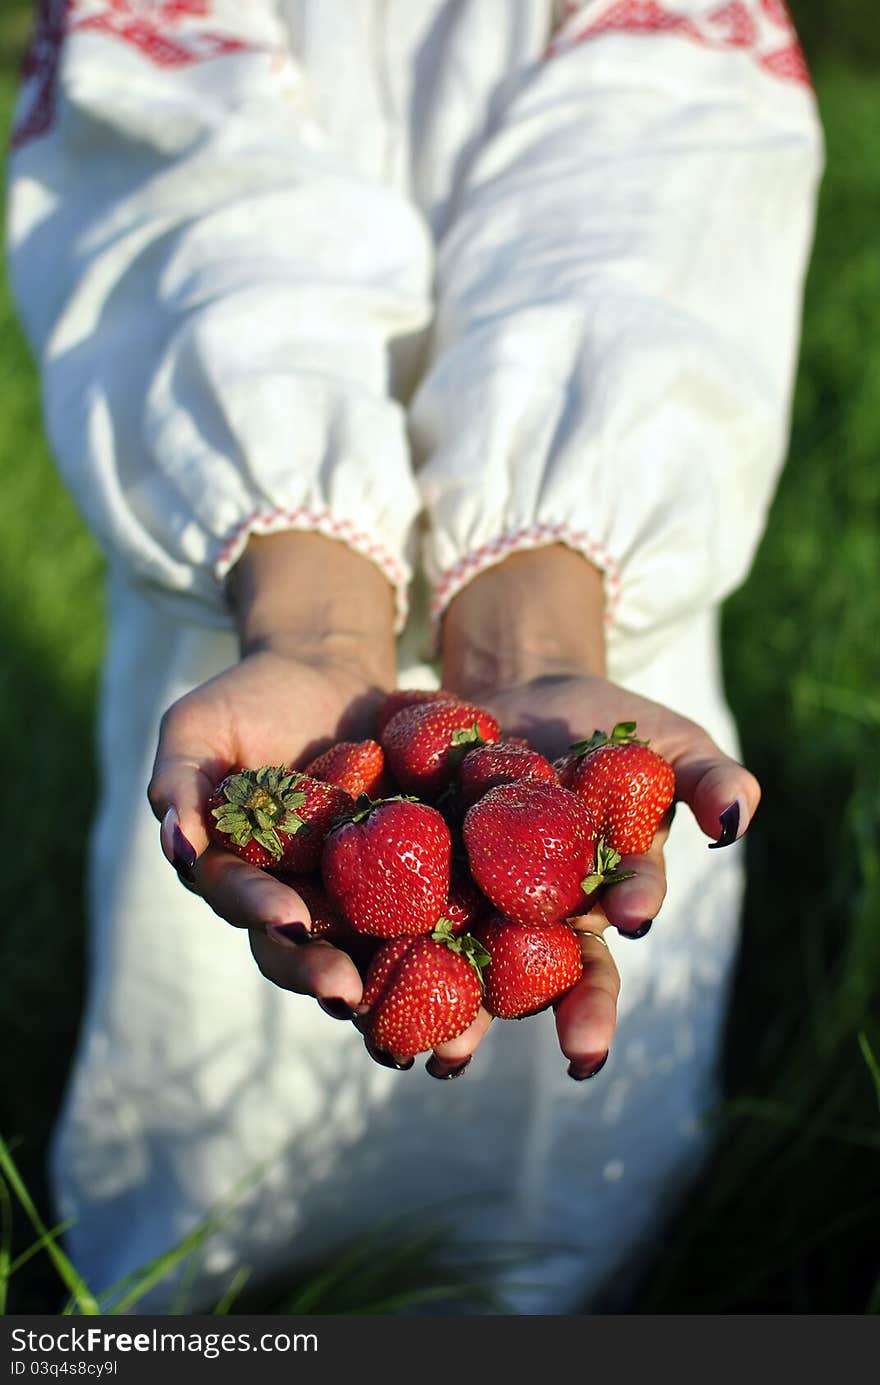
[1,2,878,1314]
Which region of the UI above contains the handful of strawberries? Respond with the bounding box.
[205,691,675,1062]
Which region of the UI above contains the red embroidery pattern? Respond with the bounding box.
[11,1,254,152]
[548,0,811,87]
[759,0,794,27]
[708,2,757,47]
[73,0,251,68]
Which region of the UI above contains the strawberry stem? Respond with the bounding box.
[447,723,488,768]
[211,765,307,861]
[337,792,420,827]
[570,721,649,757]
[431,919,490,983]
[581,839,637,895]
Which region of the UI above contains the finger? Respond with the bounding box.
[597,820,669,939]
[191,847,314,933]
[554,932,620,1080]
[250,930,364,1010]
[669,727,761,847]
[148,703,228,865]
[426,1007,494,1079]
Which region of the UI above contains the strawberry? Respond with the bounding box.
[274,875,352,944]
[463,779,602,927]
[304,739,386,799]
[361,921,488,1058]
[207,765,351,873]
[472,916,583,1019]
[556,721,675,855]
[381,700,500,799]
[444,861,491,934]
[276,875,380,967]
[375,688,461,738]
[321,796,452,938]
[457,738,556,811]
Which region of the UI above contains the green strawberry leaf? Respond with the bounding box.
[447,724,487,768]
[570,721,649,757]
[581,840,637,894]
[431,919,490,984]
[252,826,283,859]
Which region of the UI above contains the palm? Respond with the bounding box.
[473,672,697,767]
[175,649,385,789]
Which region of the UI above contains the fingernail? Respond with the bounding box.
[161,806,197,877]
[318,997,357,1021]
[364,1040,414,1071]
[425,1056,471,1081]
[267,922,312,946]
[567,1051,609,1082]
[620,919,653,940]
[708,800,741,850]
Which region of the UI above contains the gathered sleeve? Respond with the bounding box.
[411,0,823,663]
[6,1,433,629]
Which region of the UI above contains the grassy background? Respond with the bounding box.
[1,2,878,1314]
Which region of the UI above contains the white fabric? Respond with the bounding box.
[63,572,743,1313]
[5,0,821,1312]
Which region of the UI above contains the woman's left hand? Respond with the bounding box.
[419,545,760,1081]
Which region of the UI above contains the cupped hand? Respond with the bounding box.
[412,545,762,1081]
[147,642,391,1013]
[147,531,400,1017]
[417,669,760,1080]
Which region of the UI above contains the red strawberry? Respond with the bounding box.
[361,922,487,1058]
[381,700,500,799]
[556,721,675,855]
[207,765,351,872]
[472,916,583,1019]
[275,875,350,943]
[463,779,597,927]
[277,875,379,966]
[444,861,491,934]
[457,738,556,811]
[304,739,386,798]
[375,688,461,738]
[321,797,452,938]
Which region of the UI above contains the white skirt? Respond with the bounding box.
[51,573,745,1313]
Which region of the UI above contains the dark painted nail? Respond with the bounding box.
[568,1052,609,1082]
[172,825,197,879]
[708,801,740,850]
[365,1040,414,1071]
[269,922,312,945]
[425,1056,471,1081]
[318,997,357,1021]
[620,919,653,940]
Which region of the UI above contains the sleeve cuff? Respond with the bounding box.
[214,505,411,633]
[429,521,621,634]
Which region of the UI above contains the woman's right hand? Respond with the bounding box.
[146,532,397,1018]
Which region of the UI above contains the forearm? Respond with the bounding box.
[228,532,397,687]
[440,546,607,697]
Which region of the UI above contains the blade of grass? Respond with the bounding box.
[0,1136,98,1315]
[8,1220,75,1276]
[168,1239,207,1316]
[212,1266,251,1316]
[93,1147,282,1314]
[0,1173,12,1316]
[858,1031,880,1114]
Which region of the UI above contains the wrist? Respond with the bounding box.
[228,532,397,688]
[440,546,607,697]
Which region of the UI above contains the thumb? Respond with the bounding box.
[148,705,227,870]
[671,730,761,847]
